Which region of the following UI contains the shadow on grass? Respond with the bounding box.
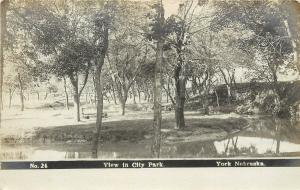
[30,117,248,144]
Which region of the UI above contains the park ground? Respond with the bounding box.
[0,101,255,146]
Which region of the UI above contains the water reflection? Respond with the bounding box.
[1,117,300,160]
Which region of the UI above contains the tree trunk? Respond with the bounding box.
[132,83,137,104]
[69,69,89,121]
[275,118,281,155]
[9,88,13,109]
[72,84,80,122]
[116,86,129,115]
[119,90,128,115]
[175,91,185,128]
[92,71,97,105]
[133,91,136,104]
[166,91,168,103]
[174,71,186,129]
[137,88,141,103]
[18,73,24,111]
[121,99,126,116]
[215,89,220,108]
[152,37,163,158]
[92,23,109,158]
[226,85,231,104]
[191,77,198,96]
[63,77,69,110]
[144,91,147,101]
[44,92,48,100]
[36,92,39,101]
[112,85,117,105]
[92,66,104,158]
[0,0,9,127]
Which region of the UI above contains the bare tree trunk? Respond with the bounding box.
[121,99,126,115]
[144,91,147,101]
[132,85,137,104]
[112,85,117,105]
[92,71,97,105]
[69,69,89,121]
[0,0,9,124]
[215,89,220,108]
[36,92,39,101]
[107,89,113,103]
[275,118,281,155]
[219,68,232,104]
[163,83,175,105]
[166,91,168,103]
[137,88,141,103]
[174,67,186,129]
[152,38,163,158]
[175,88,185,128]
[226,85,231,104]
[72,84,80,122]
[147,90,150,102]
[92,66,104,158]
[92,22,109,158]
[8,88,14,109]
[69,74,81,121]
[119,90,128,115]
[44,92,48,100]
[63,77,69,110]
[191,77,198,96]
[17,73,24,111]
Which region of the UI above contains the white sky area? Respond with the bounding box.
[163,0,182,16]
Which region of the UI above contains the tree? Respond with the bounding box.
[107,38,149,115]
[164,0,211,128]
[10,1,95,121]
[147,0,167,158]
[4,51,33,111]
[4,74,16,108]
[213,0,295,113]
[104,1,151,115]
[91,1,116,157]
[0,0,9,126]
[278,0,300,73]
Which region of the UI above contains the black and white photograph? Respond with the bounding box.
[0,0,300,163]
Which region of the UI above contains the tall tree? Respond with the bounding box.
[107,42,148,115]
[147,0,167,158]
[0,0,9,127]
[213,0,295,114]
[10,1,95,121]
[91,1,116,158]
[165,0,211,128]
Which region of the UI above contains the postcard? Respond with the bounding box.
[0,0,300,188]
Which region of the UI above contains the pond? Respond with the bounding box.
[1,117,300,160]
